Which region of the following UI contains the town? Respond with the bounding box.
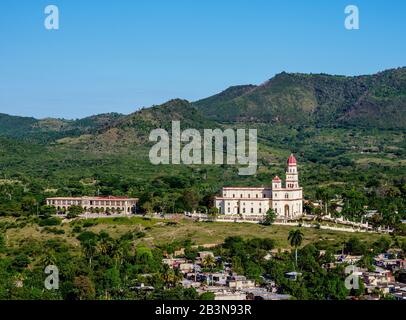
[151,239,406,300]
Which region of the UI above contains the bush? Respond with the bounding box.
[82,221,97,228]
[77,231,98,243]
[38,217,62,227]
[43,227,65,235]
[72,226,82,233]
[200,292,215,300]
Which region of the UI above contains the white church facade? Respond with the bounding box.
[215,154,303,219]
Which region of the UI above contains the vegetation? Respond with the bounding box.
[288,229,304,268]
[0,67,405,300]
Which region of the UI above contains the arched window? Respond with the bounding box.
[285,193,289,199]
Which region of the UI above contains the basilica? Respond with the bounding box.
[215,154,303,219]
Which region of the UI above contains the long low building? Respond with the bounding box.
[46,196,138,214]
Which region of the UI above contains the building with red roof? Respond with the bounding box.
[46,196,138,215]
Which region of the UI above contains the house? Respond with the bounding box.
[162,258,187,268]
[179,263,194,273]
[227,275,255,289]
[246,288,292,300]
[198,251,215,260]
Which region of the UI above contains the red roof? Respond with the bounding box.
[93,196,130,200]
[287,154,297,165]
[272,176,281,181]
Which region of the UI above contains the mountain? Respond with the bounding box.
[0,68,405,204]
[1,67,406,148]
[193,67,406,128]
[0,112,124,143]
[57,99,217,149]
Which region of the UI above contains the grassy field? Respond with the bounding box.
[3,216,400,252]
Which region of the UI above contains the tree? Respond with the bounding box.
[288,229,304,268]
[73,275,96,300]
[231,256,244,275]
[21,196,37,215]
[82,240,97,268]
[316,188,331,216]
[263,208,276,225]
[202,255,216,270]
[67,205,84,219]
[40,205,56,217]
[141,201,154,215]
[181,189,199,212]
[200,292,215,300]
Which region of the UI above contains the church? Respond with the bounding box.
[214,154,303,219]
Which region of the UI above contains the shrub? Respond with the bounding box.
[43,227,65,235]
[38,217,62,227]
[77,231,98,243]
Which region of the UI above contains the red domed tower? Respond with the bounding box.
[286,154,299,189]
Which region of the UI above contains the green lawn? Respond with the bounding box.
[4,216,399,251]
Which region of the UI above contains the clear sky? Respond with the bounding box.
[0,0,405,119]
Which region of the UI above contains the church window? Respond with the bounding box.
[251,208,254,213]
[259,208,262,213]
[285,193,289,199]
[256,194,258,198]
[228,208,230,213]
[233,194,235,198]
[248,194,250,198]
[243,208,246,213]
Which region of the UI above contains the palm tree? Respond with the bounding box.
[112,244,125,267]
[288,229,304,268]
[98,237,112,256]
[82,240,97,268]
[202,255,215,269]
[41,250,57,267]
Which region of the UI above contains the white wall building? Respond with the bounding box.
[215,154,303,219]
[46,196,138,214]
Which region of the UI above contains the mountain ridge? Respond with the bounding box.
[1,67,406,146]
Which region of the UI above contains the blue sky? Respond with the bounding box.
[0,0,405,119]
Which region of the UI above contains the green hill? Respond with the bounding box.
[193,67,406,128]
[0,112,124,143]
[0,67,405,218]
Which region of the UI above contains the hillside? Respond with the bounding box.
[57,99,217,149]
[0,112,124,143]
[0,67,405,216]
[193,67,406,128]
